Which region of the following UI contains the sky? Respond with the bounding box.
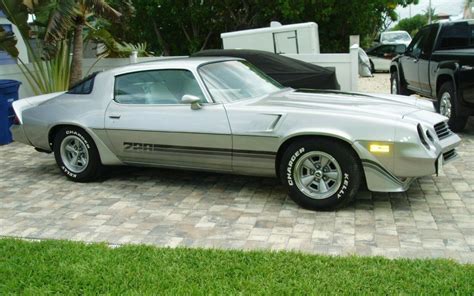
[396,0,466,20]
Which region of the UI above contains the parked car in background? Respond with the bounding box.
[366,43,406,72]
[10,57,460,211]
[375,30,412,46]
[390,20,474,131]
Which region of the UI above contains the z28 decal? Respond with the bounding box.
[123,142,276,157]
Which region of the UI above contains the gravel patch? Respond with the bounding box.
[358,73,390,94]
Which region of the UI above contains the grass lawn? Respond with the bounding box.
[0,238,473,295]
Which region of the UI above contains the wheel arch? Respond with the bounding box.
[436,73,455,96]
[275,134,363,179]
[48,123,122,165]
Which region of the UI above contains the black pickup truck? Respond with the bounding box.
[390,20,474,131]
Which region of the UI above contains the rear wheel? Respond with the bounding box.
[279,138,362,211]
[436,81,467,132]
[53,127,102,182]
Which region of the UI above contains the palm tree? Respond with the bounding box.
[45,0,121,85]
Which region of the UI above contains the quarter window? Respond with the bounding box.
[114,69,206,104]
[67,72,98,94]
[438,22,472,49]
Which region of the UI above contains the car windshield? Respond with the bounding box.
[382,32,411,43]
[199,60,284,102]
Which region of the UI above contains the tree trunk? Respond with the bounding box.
[152,20,171,56]
[69,22,84,86]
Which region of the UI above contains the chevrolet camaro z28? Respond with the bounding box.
[11,57,461,210]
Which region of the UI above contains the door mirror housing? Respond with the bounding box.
[182,94,202,110]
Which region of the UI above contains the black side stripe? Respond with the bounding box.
[361,159,404,185]
[124,142,276,157]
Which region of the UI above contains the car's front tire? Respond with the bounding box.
[436,81,467,132]
[280,138,362,211]
[53,127,102,182]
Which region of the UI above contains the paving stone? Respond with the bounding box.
[2,124,474,262]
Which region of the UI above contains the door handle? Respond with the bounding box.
[108,114,121,119]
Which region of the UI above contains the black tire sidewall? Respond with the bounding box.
[280,139,361,210]
[437,82,467,132]
[53,127,101,182]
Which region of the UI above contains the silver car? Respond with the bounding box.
[11,57,461,210]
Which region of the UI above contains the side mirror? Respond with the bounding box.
[182,94,202,110]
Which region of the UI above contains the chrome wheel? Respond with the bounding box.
[293,151,342,200]
[439,92,452,118]
[391,78,398,94]
[60,135,89,173]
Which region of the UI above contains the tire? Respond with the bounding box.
[279,138,362,211]
[390,70,409,95]
[53,127,102,182]
[436,81,467,132]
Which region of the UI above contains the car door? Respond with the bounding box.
[400,27,430,92]
[417,24,439,96]
[370,45,396,71]
[104,69,232,171]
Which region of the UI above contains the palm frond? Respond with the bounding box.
[86,27,152,58]
[84,0,122,21]
[44,0,77,42]
[0,25,19,58]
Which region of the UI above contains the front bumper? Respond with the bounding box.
[354,124,461,192]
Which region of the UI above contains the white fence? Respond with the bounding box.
[285,44,359,92]
[0,47,358,98]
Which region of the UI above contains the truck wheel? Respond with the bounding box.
[437,82,467,132]
[279,138,361,211]
[390,71,409,95]
[53,127,103,182]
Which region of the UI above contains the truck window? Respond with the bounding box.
[438,22,471,50]
[406,27,429,57]
[470,25,474,46]
[421,24,439,58]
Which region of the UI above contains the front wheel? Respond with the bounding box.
[436,82,467,132]
[53,127,102,182]
[279,138,362,211]
[390,70,410,95]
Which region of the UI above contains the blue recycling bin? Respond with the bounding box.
[0,80,21,145]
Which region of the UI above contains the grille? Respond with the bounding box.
[434,122,452,140]
[443,149,457,162]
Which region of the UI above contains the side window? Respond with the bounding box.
[395,44,406,54]
[407,27,429,57]
[114,69,206,105]
[470,25,474,46]
[67,72,98,94]
[438,22,470,50]
[421,24,439,57]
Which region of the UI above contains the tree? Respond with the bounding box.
[44,0,122,85]
[392,14,428,36]
[121,0,418,55]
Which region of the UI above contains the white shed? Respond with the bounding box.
[221,22,320,54]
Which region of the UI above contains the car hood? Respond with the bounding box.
[247,89,435,119]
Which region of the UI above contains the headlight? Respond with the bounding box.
[417,124,430,150]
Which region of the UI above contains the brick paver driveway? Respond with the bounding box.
[1,121,474,263]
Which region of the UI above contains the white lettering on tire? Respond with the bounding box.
[61,129,89,178]
[287,148,305,186]
[337,173,350,199]
[65,130,90,149]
